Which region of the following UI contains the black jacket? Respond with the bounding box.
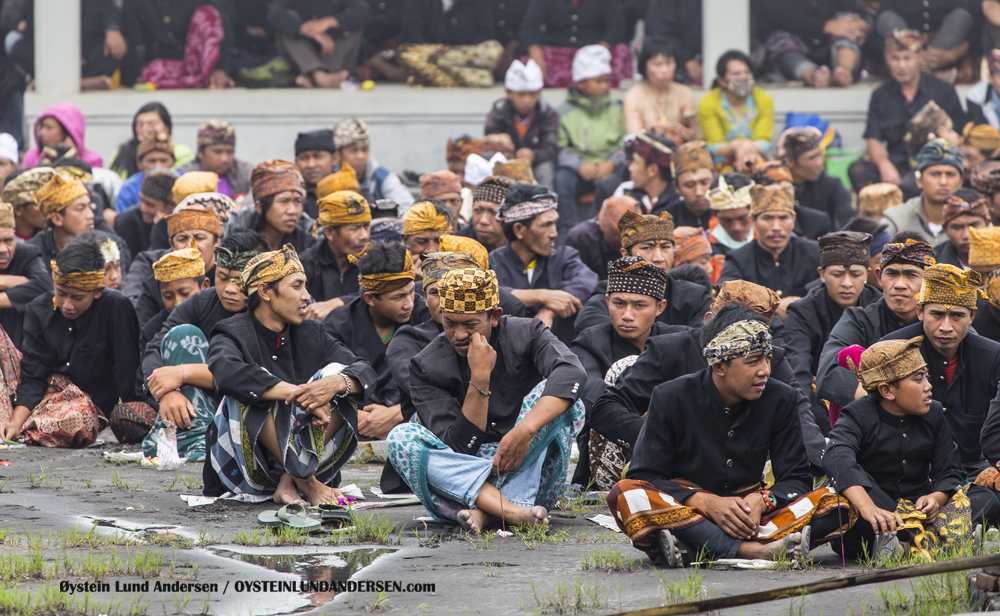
[489,0,531,46]
[933,240,964,268]
[0,243,53,349]
[758,0,867,58]
[796,173,855,231]
[564,219,619,281]
[268,0,372,37]
[300,238,361,303]
[520,0,626,48]
[881,322,1000,476]
[589,326,827,467]
[718,236,821,298]
[643,0,700,66]
[574,277,712,332]
[401,0,495,45]
[793,204,833,240]
[114,205,153,258]
[973,298,1000,345]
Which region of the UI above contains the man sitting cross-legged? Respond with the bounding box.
[386,267,587,532]
[207,244,377,506]
[608,304,855,566]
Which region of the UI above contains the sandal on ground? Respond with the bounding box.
[257,504,321,532]
[316,503,354,527]
[657,529,683,568]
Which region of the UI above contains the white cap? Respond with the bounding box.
[572,45,612,83]
[504,59,544,92]
[0,134,18,165]
[464,152,508,187]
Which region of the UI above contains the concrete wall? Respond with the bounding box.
[24,83,878,175]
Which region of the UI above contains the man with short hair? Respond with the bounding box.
[178,120,253,199]
[28,175,97,271]
[570,256,671,488]
[300,190,371,321]
[750,160,831,239]
[386,267,586,532]
[706,174,755,254]
[324,240,425,442]
[784,231,882,434]
[718,184,822,320]
[115,168,177,257]
[607,304,852,566]
[419,171,464,223]
[664,141,716,229]
[881,140,965,245]
[972,161,1000,226]
[816,237,936,408]
[454,176,512,251]
[617,131,677,215]
[489,184,598,343]
[780,127,854,230]
[934,191,991,268]
[116,132,178,213]
[294,129,339,219]
[861,29,966,186]
[0,202,53,349]
[333,118,414,212]
[565,195,642,281]
[1,238,149,446]
[574,210,712,331]
[3,167,55,241]
[207,244,376,505]
[144,231,269,467]
[402,200,456,274]
[879,264,1000,480]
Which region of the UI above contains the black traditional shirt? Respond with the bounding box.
[0,243,53,349]
[824,396,965,502]
[628,370,811,506]
[796,173,855,231]
[17,290,142,417]
[972,298,1000,345]
[564,219,619,281]
[408,316,585,455]
[300,239,360,303]
[718,236,821,298]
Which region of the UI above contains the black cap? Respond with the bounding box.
[294,129,336,156]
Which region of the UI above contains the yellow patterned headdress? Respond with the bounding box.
[439,268,500,314]
[317,165,361,199]
[703,319,772,363]
[421,252,481,287]
[348,243,415,294]
[171,171,219,204]
[969,226,1000,269]
[51,260,104,292]
[316,190,371,231]
[439,234,488,269]
[239,243,303,296]
[617,210,674,250]
[152,246,206,283]
[403,200,451,235]
[708,175,755,211]
[917,264,984,310]
[849,336,927,391]
[33,175,89,218]
[985,269,1000,310]
[0,202,13,229]
[749,184,795,217]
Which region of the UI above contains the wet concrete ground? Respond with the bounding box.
[0,429,958,615]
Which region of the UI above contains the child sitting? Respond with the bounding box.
[554,45,625,240]
[825,336,999,562]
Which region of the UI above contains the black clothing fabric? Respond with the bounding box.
[17,290,142,417]
[208,309,376,407]
[364,0,405,46]
[489,0,530,46]
[300,238,360,303]
[27,223,134,276]
[643,0,701,73]
[268,0,372,37]
[81,0,123,77]
[114,205,153,258]
[784,283,882,435]
[825,396,964,502]
[564,219,620,281]
[758,0,866,57]
[484,98,560,164]
[592,168,630,210]
[878,0,973,34]
[135,265,214,327]
[794,204,833,240]
[0,243,54,349]
[149,218,170,251]
[589,326,827,467]
[323,295,428,407]
[796,173,855,231]
[816,297,910,407]
[933,240,964,268]
[412,280,526,319]
[718,236,821,298]
[880,322,1000,476]
[408,316,586,456]
[664,199,712,230]
[863,73,967,174]
[972,298,1000,345]
[122,0,237,83]
[574,278,712,332]
[400,0,496,45]
[628,370,811,507]
[520,0,627,48]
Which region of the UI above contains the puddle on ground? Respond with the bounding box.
[209,546,396,613]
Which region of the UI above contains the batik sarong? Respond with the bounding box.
[895,488,972,560]
[540,44,633,88]
[210,363,357,497]
[386,380,584,521]
[588,355,637,491]
[141,324,217,462]
[397,40,503,87]
[608,478,857,556]
[0,323,19,423]
[9,374,106,448]
[141,5,224,89]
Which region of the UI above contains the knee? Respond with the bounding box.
[108,402,158,444]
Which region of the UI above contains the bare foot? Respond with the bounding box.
[832,66,853,87]
[804,66,830,89]
[312,69,348,89]
[81,75,113,90]
[457,509,491,533]
[273,473,308,506]
[510,505,548,528]
[293,475,343,506]
[295,74,314,88]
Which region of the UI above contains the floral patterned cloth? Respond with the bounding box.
[13,374,106,448]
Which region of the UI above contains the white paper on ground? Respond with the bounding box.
[340,483,364,500]
[180,494,218,507]
[691,558,775,570]
[371,486,417,499]
[587,514,622,533]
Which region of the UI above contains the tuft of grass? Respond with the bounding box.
[653,567,708,606]
[23,465,48,489]
[513,524,570,549]
[530,577,607,614]
[557,483,607,517]
[580,547,638,572]
[0,582,151,616]
[366,590,391,612]
[0,477,11,493]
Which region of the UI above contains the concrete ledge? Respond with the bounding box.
[25,83,886,175]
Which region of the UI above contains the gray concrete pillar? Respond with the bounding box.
[703,0,751,86]
[34,0,81,95]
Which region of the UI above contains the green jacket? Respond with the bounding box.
[557,87,625,167]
